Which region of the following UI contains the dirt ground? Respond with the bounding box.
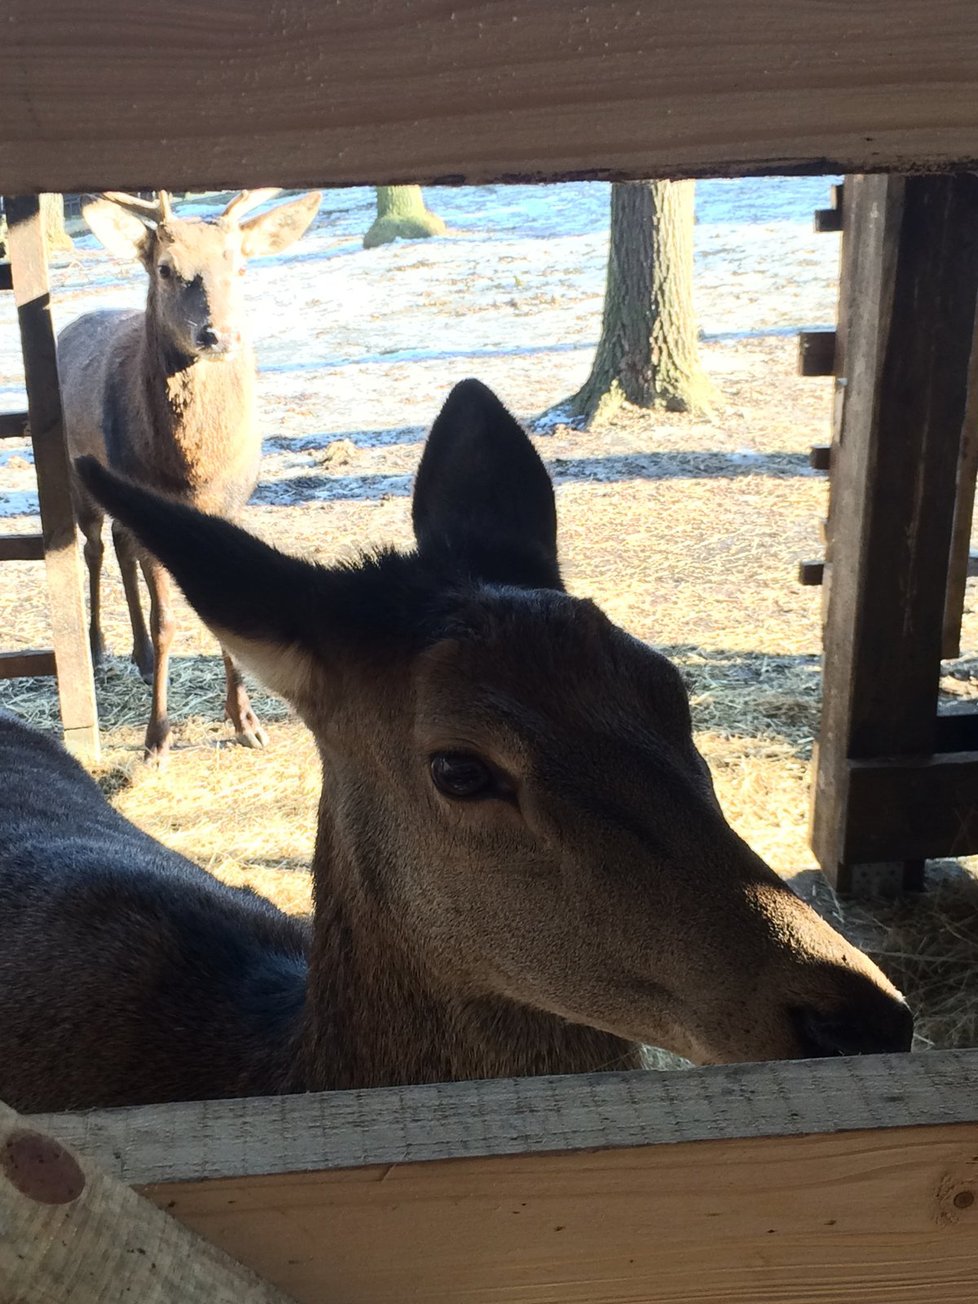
[2,183,978,1057]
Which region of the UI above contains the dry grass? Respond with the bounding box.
[3,334,978,1053]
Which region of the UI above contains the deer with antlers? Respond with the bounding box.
[58,188,321,760]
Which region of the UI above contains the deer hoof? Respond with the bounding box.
[131,645,154,685]
[143,720,172,766]
[235,724,269,749]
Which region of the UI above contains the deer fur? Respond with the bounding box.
[0,381,912,1113]
[58,188,322,760]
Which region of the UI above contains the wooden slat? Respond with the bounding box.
[814,206,843,233]
[798,329,837,377]
[0,533,44,562]
[0,649,56,679]
[941,312,978,658]
[935,709,978,752]
[0,263,11,292]
[5,3,978,192]
[810,174,978,893]
[0,410,29,440]
[798,560,824,586]
[0,1099,295,1304]
[809,445,831,471]
[5,196,100,759]
[845,752,978,862]
[35,1053,978,1304]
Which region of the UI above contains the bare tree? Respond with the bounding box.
[560,180,715,427]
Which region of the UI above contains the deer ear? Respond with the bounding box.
[82,199,155,265]
[239,192,322,259]
[74,459,329,705]
[412,379,561,589]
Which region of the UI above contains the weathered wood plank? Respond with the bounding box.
[844,751,978,862]
[797,560,824,586]
[810,173,978,892]
[0,532,44,561]
[942,307,978,658]
[0,1098,297,1304]
[0,264,11,292]
[5,2,978,192]
[798,329,837,377]
[5,196,99,758]
[0,649,56,679]
[34,1052,978,1187]
[34,1054,978,1304]
[0,410,29,440]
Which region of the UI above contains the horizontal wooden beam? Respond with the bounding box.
[798,559,825,585]
[845,751,978,862]
[0,649,56,680]
[809,444,832,471]
[798,329,838,377]
[5,2,978,191]
[0,533,44,562]
[0,412,29,440]
[35,1053,978,1304]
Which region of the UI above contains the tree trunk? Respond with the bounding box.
[363,186,446,249]
[41,194,74,256]
[566,180,714,426]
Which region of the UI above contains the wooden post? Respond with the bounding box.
[0,1097,296,1303]
[941,319,978,659]
[5,196,99,759]
[811,174,978,893]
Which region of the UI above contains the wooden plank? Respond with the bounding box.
[5,196,99,759]
[0,532,44,561]
[941,305,978,658]
[35,1054,978,1304]
[0,649,56,679]
[0,410,29,440]
[845,751,978,862]
[6,3,978,192]
[34,1053,978,1188]
[0,263,11,292]
[810,173,978,893]
[809,445,831,471]
[935,708,978,752]
[798,329,837,377]
[797,560,824,586]
[0,1098,296,1304]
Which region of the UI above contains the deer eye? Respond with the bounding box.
[157,263,173,280]
[430,753,498,800]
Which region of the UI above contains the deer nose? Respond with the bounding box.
[792,995,914,1058]
[195,324,223,351]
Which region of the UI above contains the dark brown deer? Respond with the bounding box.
[58,188,321,760]
[0,381,912,1113]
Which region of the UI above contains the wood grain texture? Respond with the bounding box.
[5,1,978,191]
[0,1099,297,1304]
[6,196,100,757]
[144,1126,978,1303]
[35,1051,978,1187]
[0,648,57,679]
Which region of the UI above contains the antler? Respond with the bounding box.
[221,189,282,223]
[98,191,174,226]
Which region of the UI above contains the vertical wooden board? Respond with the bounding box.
[0,1099,296,1304]
[811,174,978,884]
[941,312,978,659]
[4,195,99,757]
[142,1124,978,1303]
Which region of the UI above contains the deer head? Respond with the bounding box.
[81,189,321,360]
[77,380,913,1066]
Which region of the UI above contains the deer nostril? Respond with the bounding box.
[196,325,220,350]
[792,997,914,1058]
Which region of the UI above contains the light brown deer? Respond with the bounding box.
[0,381,912,1113]
[58,188,321,760]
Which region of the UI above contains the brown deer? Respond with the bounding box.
[58,187,321,760]
[0,381,912,1113]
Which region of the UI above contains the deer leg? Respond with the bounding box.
[79,511,106,667]
[140,557,175,763]
[112,522,154,683]
[222,648,268,749]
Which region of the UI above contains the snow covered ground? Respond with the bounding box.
[0,176,841,518]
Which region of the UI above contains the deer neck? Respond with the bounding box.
[141,311,257,503]
[293,800,640,1091]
